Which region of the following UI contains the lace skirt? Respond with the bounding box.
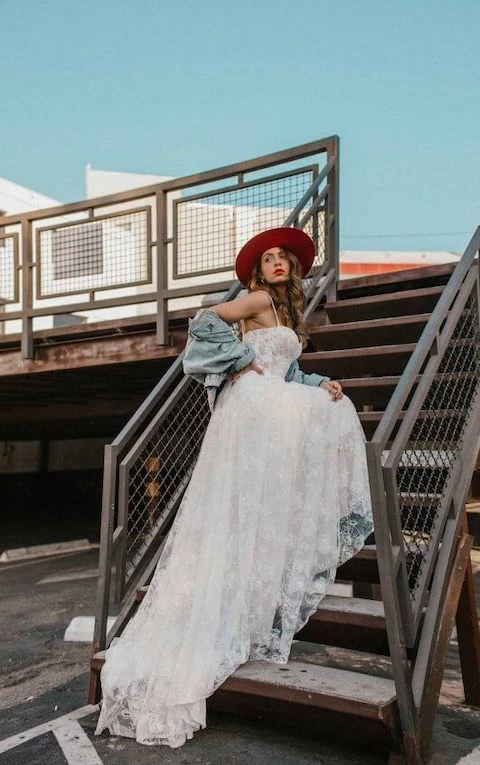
[95,373,373,747]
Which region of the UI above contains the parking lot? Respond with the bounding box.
[1,547,479,764]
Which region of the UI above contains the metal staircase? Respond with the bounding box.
[89,139,480,763]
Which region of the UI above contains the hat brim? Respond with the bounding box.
[235,227,315,286]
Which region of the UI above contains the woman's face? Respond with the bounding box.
[260,247,291,285]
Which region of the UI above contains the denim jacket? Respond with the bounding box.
[183,310,330,410]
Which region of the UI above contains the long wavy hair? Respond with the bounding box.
[247,248,308,347]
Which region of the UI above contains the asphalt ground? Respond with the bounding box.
[0,548,480,764]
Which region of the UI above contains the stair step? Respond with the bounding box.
[336,545,382,583]
[325,285,443,323]
[209,650,398,748]
[359,410,396,440]
[341,376,408,410]
[136,586,389,654]
[295,595,388,654]
[135,547,388,607]
[359,408,469,441]
[90,643,399,748]
[309,313,431,351]
[342,371,470,414]
[301,344,416,378]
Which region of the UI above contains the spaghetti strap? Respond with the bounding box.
[270,296,280,327]
[241,294,278,337]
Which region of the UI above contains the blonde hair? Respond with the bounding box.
[247,248,308,347]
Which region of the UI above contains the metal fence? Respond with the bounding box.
[36,208,152,299]
[173,168,321,278]
[92,138,339,653]
[0,138,335,357]
[117,376,210,591]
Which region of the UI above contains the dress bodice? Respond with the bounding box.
[243,326,302,378]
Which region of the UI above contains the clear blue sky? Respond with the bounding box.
[1,0,479,252]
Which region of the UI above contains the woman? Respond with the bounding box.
[95,227,373,749]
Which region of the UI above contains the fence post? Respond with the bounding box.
[325,136,339,301]
[156,188,168,345]
[93,444,119,653]
[21,218,33,359]
[365,441,421,762]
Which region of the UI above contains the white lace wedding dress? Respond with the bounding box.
[95,316,374,748]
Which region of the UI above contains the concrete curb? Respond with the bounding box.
[0,539,98,563]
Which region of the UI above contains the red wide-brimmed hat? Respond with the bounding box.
[235,227,315,286]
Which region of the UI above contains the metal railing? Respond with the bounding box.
[92,137,340,654]
[0,138,338,357]
[366,227,480,753]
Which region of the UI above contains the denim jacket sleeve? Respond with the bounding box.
[285,360,330,387]
[183,310,255,376]
[182,310,256,410]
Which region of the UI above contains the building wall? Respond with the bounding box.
[0,177,59,216]
[85,167,172,198]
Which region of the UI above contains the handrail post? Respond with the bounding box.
[311,163,319,257]
[20,218,33,359]
[325,136,339,301]
[93,444,119,653]
[365,441,420,759]
[456,513,480,705]
[156,187,168,345]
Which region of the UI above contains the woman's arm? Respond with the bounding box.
[285,361,343,400]
[209,291,270,383]
[211,290,271,323]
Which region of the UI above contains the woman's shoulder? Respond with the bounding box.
[241,289,272,309]
[210,289,272,324]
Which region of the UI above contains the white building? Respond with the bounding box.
[0,176,59,216]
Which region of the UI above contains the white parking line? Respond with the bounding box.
[0,704,99,754]
[36,568,99,585]
[54,719,103,764]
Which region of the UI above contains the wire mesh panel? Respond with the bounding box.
[0,234,19,303]
[36,209,151,298]
[301,208,326,284]
[124,378,211,580]
[174,169,324,279]
[395,286,480,600]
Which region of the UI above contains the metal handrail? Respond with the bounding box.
[369,231,480,616]
[0,138,339,228]
[371,227,480,451]
[365,228,480,750]
[283,158,335,227]
[384,266,478,471]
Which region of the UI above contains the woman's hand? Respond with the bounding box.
[320,380,343,401]
[230,361,264,385]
